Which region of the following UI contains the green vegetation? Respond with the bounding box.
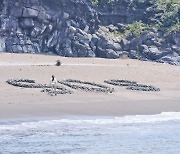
[124,21,150,37]
[158,1,179,23]
[92,0,99,5]
[108,30,123,41]
[93,0,179,35]
[105,21,150,40]
[167,22,180,34]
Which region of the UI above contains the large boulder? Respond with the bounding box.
[22,45,35,53]
[106,49,119,59]
[139,45,169,60]
[22,8,39,18]
[0,38,6,52]
[10,6,23,18]
[172,45,180,55]
[19,18,34,29]
[72,41,91,57]
[12,45,23,53]
[159,56,180,65]
[128,50,138,59]
[106,42,122,51]
[172,32,180,47]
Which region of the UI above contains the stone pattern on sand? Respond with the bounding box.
[104,79,160,92]
[59,79,114,93]
[6,78,160,94]
[6,78,73,94]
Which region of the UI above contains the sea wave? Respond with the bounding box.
[0,112,180,130]
[0,112,180,153]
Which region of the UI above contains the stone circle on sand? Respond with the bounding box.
[6,78,73,95]
[58,79,114,93]
[104,79,160,92]
[6,78,160,95]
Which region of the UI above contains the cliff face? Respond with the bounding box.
[0,0,179,65]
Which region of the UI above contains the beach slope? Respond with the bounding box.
[0,53,180,119]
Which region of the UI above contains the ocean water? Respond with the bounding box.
[0,112,180,154]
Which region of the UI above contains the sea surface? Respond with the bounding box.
[0,112,180,154]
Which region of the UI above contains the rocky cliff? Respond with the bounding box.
[0,0,179,65]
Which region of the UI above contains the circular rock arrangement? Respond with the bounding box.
[6,79,45,88]
[6,78,73,95]
[41,88,73,95]
[104,80,137,87]
[104,79,160,92]
[58,79,114,93]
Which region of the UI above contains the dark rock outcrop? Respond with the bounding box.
[0,0,179,65]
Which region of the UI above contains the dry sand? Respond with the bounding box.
[0,53,180,120]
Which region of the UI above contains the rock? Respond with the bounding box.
[139,44,149,53]
[76,32,91,45]
[120,39,130,50]
[64,47,74,57]
[0,0,179,65]
[106,49,119,59]
[172,32,180,46]
[10,6,23,18]
[37,7,46,21]
[128,50,138,59]
[68,26,77,33]
[74,42,90,57]
[117,23,127,32]
[146,46,164,60]
[129,37,142,50]
[91,34,99,43]
[172,45,180,55]
[12,45,23,53]
[19,18,34,29]
[33,43,41,53]
[1,18,18,33]
[107,24,118,32]
[119,51,129,58]
[59,79,114,93]
[145,38,162,47]
[31,26,41,38]
[47,31,58,48]
[87,49,96,57]
[22,7,39,18]
[106,42,122,51]
[23,45,35,53]
[158,56,180,65]
[96,46,107,58]
[62,12,70,20]
[146,32,157,39]
[6,78,73,94]
[45,13,52,21]
[0,37,6,52]
[104,79,160,92]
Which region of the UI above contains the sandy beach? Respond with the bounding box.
[0,53,180,120]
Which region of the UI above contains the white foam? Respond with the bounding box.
[49,112,180,125]
[0,112,180,130]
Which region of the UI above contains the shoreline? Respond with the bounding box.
[1,111,180,125]
[1,53,180,120]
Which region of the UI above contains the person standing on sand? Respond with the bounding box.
[50,75,57,96]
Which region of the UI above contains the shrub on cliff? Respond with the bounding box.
[124,21,150,37]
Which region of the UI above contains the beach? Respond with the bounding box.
[0,53,180,120]
[1,53,180,153]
